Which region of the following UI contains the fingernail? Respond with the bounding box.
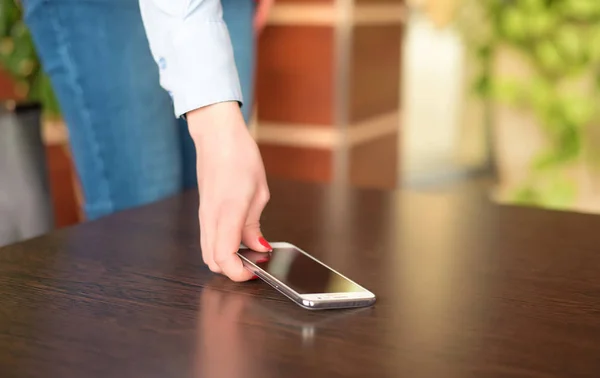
[250,275,259,280]
[256,258,269,264]
[258,236,272,251]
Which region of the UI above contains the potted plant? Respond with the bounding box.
[456,0,600,212]
[0,0,60,245]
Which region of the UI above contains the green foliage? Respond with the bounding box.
[513,173,577,210]
[456,0,600,209]
[0,0,60,117]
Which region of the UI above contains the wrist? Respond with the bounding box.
[186,101,246,141]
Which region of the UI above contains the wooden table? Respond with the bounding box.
[1,180,600,378]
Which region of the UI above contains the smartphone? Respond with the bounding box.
[237,242,376,310]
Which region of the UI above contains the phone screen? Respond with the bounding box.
[238,247,369,295]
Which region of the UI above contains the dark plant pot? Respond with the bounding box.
[0,101,54,246]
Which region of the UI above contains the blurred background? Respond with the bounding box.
[2,0,600,243]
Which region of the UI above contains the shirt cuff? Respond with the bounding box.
[165,20,243,118]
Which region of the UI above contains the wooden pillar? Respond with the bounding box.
[0,68,20,100]
[256,0,406,189]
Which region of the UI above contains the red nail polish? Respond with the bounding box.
[258,236,272,251]
[250,275,259,280]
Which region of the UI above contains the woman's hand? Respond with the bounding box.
[254,0,274,34]
[187,102,272,282]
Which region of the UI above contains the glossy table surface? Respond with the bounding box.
[1,180,600,378]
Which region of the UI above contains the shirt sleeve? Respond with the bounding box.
[138,0,243,118]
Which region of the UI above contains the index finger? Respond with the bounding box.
[213,201,255,282]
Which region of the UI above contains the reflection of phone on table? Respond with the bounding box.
[237,242,376,310]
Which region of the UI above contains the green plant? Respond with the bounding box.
[0,0,60,117]
[457,0,600,209]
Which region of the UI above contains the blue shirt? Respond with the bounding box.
[139,0,243,118]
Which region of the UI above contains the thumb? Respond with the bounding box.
[241,191,272,252]
[241,221,272,253]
